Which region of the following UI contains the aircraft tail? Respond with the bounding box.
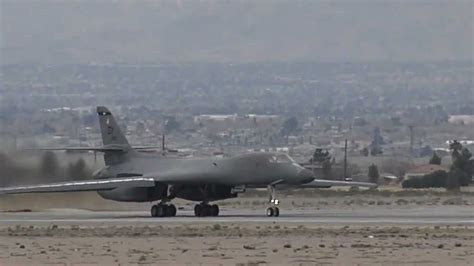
[97,106,131,149]
[23,107,138,166]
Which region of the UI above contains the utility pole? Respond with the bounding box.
[343,138,348,180]
[409,125,414,157]
[162,134,165,156]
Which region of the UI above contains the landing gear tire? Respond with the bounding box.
[171,204,177,217]
[166,204,177,217]
[194,203,219,217]
[273,206,279,217]
[203,205,211,217]
[151,205,158,217]
[266,206,279,217]
[151,204,177,217]
[194,204,203,217]
[266,207,274,217]
[210,204,219,216]
[156,205,166,217]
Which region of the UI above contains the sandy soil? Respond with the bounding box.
[1,190,473,265]
[0,224,473,265]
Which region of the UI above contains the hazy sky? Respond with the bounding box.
[1,0,473,64]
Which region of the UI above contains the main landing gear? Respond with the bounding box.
[194,203,219,217]
[266,184,280,217]
[151,203,177,217]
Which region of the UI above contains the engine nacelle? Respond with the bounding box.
[174,185,238,202]
[98,185,167,202]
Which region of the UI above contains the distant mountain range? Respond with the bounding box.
[1,1,472,64]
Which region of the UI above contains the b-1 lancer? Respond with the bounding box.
[0,107,376,217]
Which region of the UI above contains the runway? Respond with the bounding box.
[1,206,473,226]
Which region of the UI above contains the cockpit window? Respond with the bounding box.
[268,154,294,164]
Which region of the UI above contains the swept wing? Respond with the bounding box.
[0,177,155,195]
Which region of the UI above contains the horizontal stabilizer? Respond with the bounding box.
[26,146,125,152]
[131,146,162,151]
[0,177,156,195]
[300,179,378,188]
[24,145,161,153]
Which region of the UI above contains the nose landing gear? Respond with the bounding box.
[266,184,280,217]
[266,206,279,217]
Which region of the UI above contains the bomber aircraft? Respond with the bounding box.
[0,107,376,217]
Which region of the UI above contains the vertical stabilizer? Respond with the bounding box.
[96,106,130,148]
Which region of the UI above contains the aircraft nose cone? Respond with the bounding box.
[297,169,315,183]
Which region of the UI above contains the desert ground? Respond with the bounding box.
[0,224,473,265]
[1,189,473,265]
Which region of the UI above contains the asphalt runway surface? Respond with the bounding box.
[1,206,473,226]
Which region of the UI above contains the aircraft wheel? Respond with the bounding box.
[202,205,211,217]
[164,205,171,217]
[167,204,177,217]
[210,204,219,216]
[156,205,166,217]
[194,204,203,217]
[151,205,158,217]
[266,207,274,217]
[273,207,280,217]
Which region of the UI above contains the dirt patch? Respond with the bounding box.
[0,225,472,265]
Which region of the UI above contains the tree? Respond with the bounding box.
[136,121,146,136]
[312,148,331,163]
[448,141,472,186]
[321,159,332,179]
[402,170,447,189]
[368,164,380,184]
[449,140,463,152]
[360,147,369,157]
[446,168,463,191]
[370,127,384,156]
[67,158,88,180]
[280,117,299,139]
[402,178,419,189]
[423,170,447,188]
[0,152,29,186]
[39,151,59,178]
[370,146,383,156]
[429,152,442,165]
[451,147,472,186]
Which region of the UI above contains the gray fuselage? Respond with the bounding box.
[96,151,314,202]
